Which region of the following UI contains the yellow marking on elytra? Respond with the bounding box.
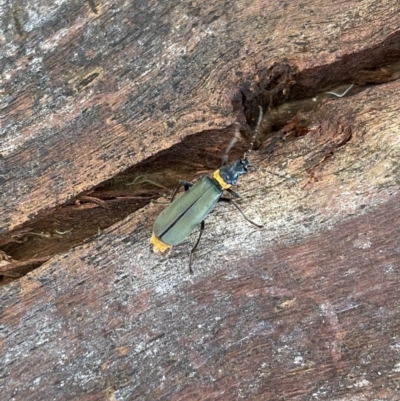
[150,232,172,254]
[213,169,232,190]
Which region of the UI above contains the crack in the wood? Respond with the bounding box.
[12,9,24,38]
[77,72,100,91]
[86,0,98,14]
[1,50,400,285]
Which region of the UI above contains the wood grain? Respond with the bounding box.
[1,0,400,400]
[1,0,400,232]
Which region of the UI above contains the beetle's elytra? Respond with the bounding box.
[151,106,263,273]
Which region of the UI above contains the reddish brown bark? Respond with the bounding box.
[1,0,400,400]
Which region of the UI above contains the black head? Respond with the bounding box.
[219,157,251,185]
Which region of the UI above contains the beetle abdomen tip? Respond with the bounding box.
[150,232,172,254]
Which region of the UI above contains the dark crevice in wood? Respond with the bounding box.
[86,0,98,14]
[240,30,400,127]
[77,72,100,91]
[12,9,25,38]
[1,46,400,284]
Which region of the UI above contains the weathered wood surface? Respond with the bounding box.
[1,0,400,400]
[1,0,400,232]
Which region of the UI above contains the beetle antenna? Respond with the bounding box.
[221,122,241,166]
[245,106,263,158]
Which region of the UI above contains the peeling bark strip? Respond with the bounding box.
[1,0,400,400]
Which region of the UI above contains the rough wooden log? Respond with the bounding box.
[1,0,400,400]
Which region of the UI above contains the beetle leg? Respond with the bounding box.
[170,181,193,202]
[219,198,263,228]
[188,220,205,274]
[183,182,193,191]
[226,188,240,198]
